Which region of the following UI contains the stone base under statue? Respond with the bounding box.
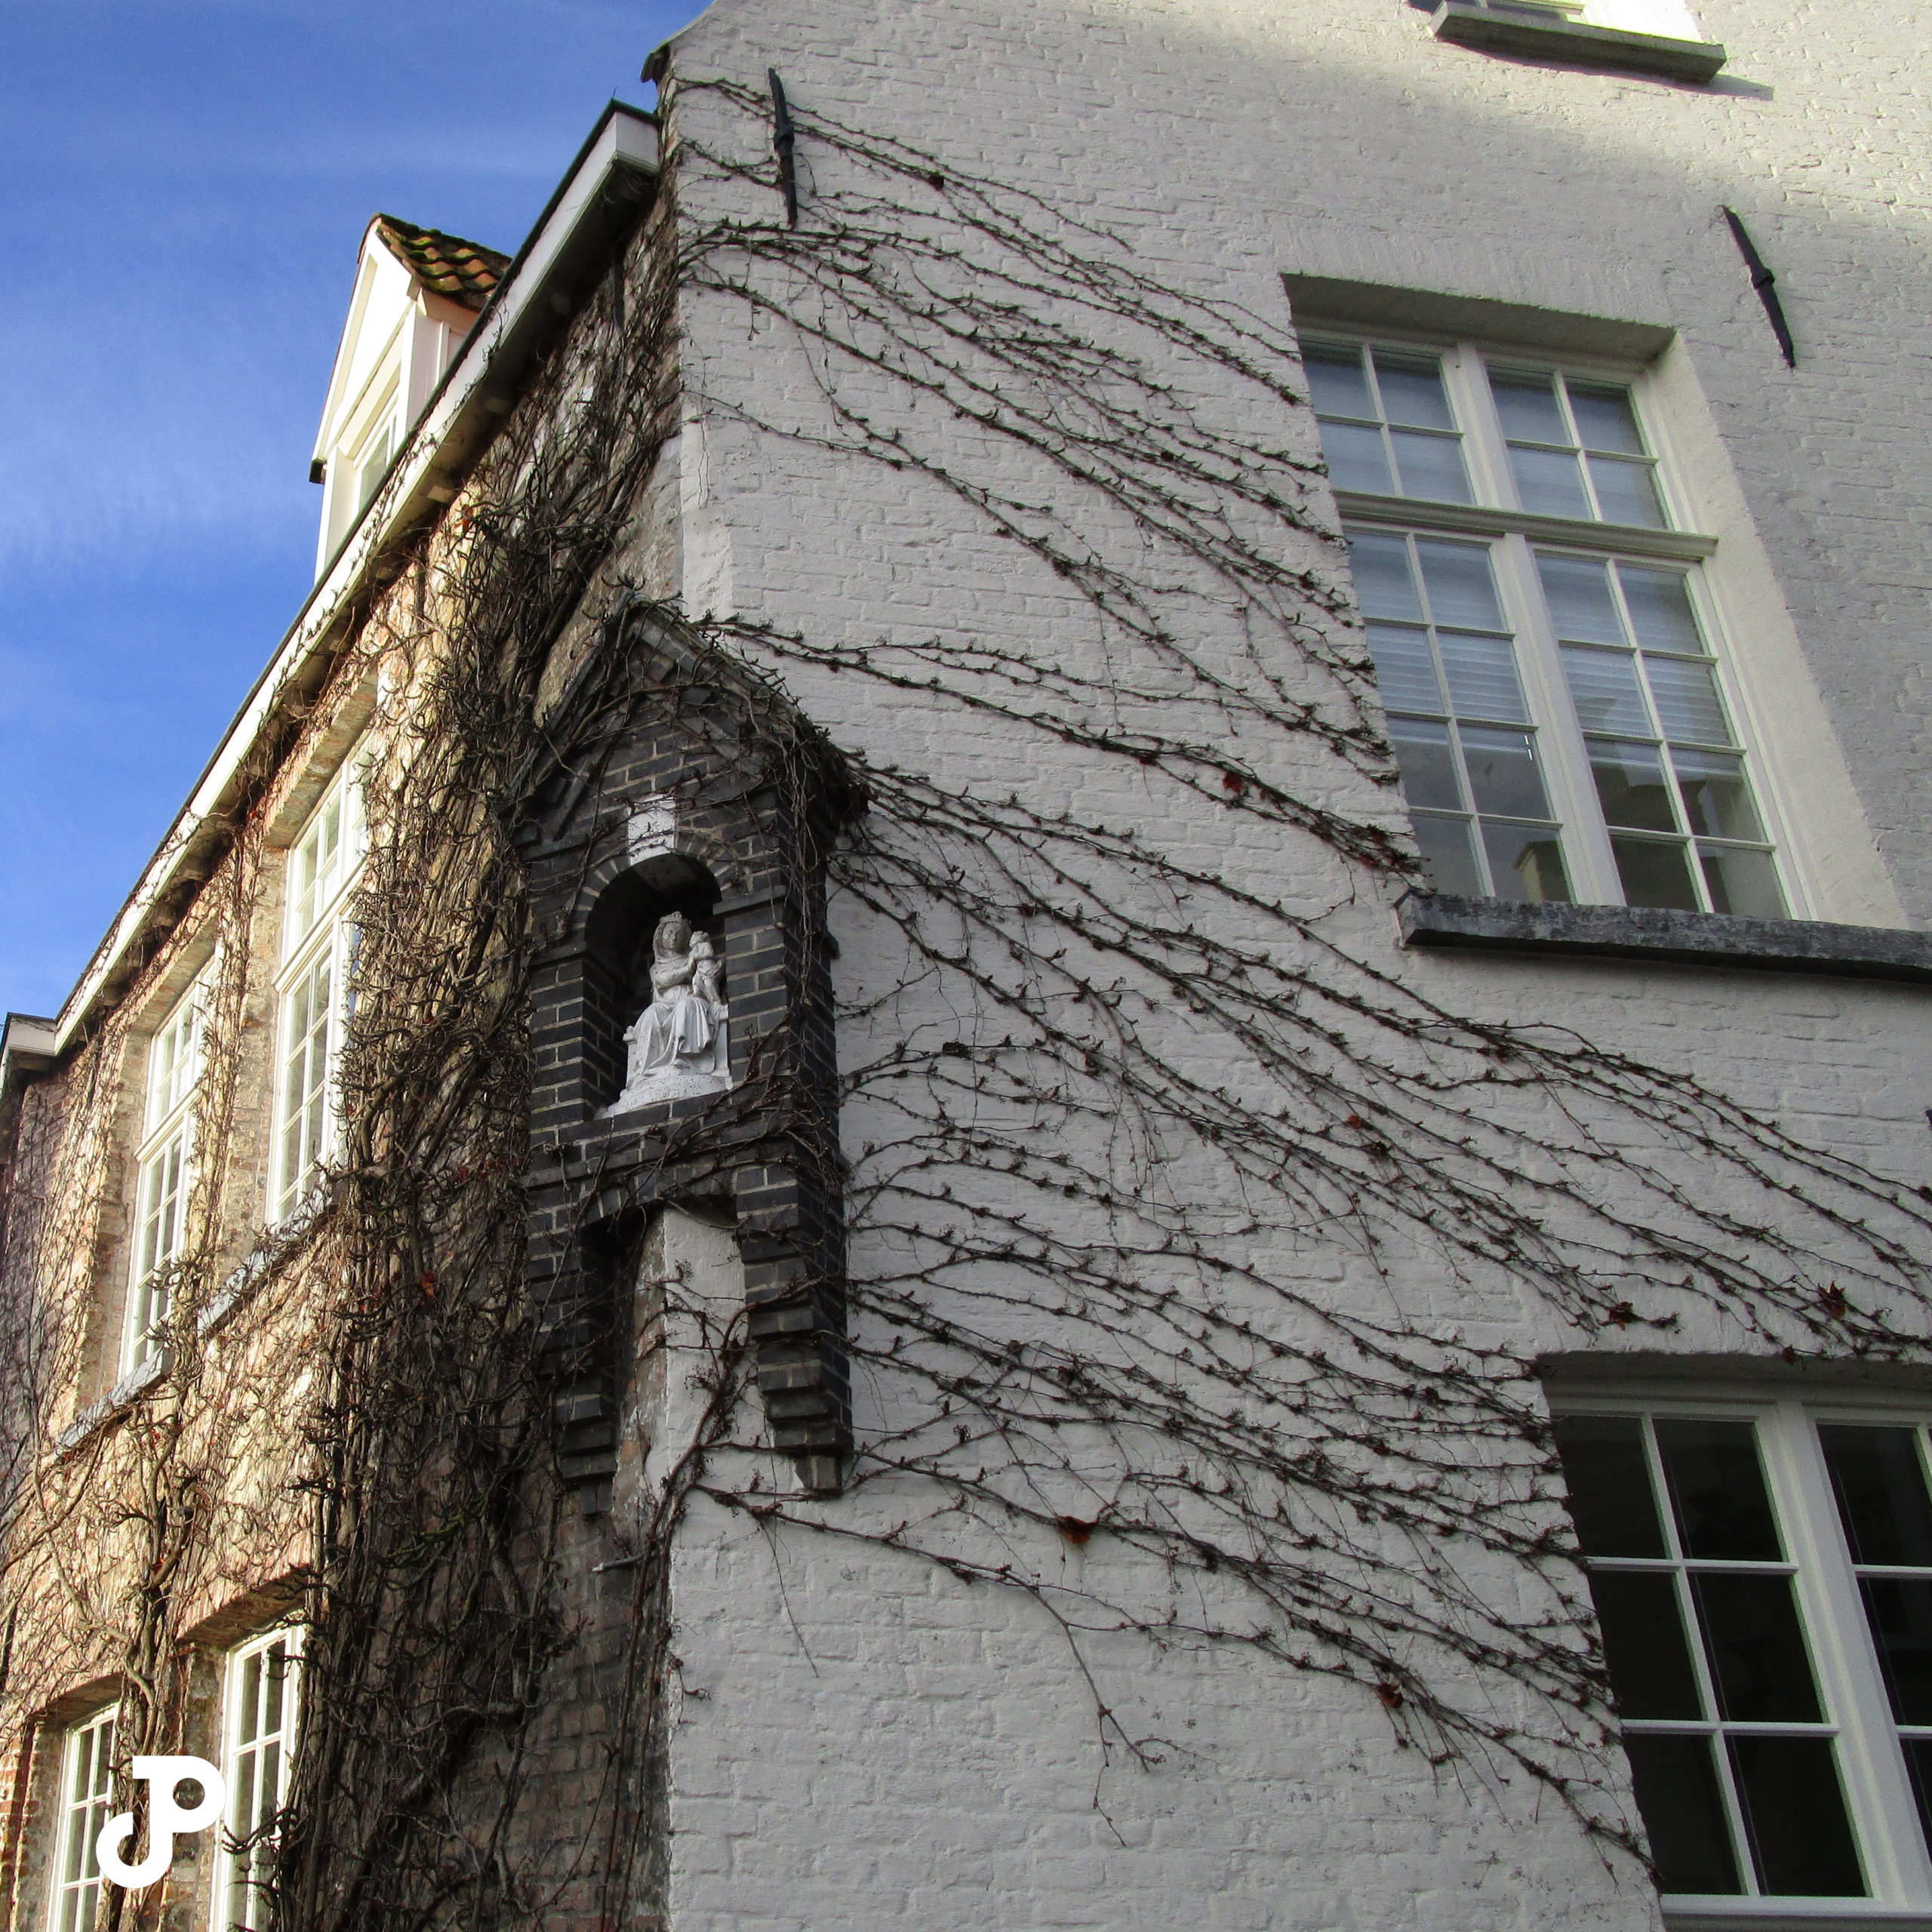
[602,1066,733,1115]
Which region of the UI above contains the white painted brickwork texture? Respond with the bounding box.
[641,2,1932,1925]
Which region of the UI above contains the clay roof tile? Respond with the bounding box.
[373,214,511,313]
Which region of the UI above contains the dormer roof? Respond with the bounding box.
[308,213,511,568]
[372,215,510,313]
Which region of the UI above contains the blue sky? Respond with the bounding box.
[0,0,699,1020]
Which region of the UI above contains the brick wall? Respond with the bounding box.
[636,1,1932,1926]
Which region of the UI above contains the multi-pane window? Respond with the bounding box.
[1820,1427,1932,1852]
[1540,552,1783,916]
[51,1705,117,1932]
[274,756,365,1223]
[1491,368,1666,528]
[126,975,208,1371]
[1310,332,1790,918]
[1347,529,1568,902]
[1552,1401,1932,1910]
[215,1630,300,1932]
[1305,343,1473,505]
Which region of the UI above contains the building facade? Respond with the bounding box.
[2,2,1930,1929]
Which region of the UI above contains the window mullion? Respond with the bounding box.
[1490,533,1618,903]
[1441,343,1514,509]
[1772,1401,1932,1903]
[1552,374,1605,523]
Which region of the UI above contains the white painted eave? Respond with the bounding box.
[50,101,660,1056]
[309,225,392,472]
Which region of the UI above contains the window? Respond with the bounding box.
[1552,1398,1932,1910]
[1306,343,1474,505]
[273,756,365,1223]
[125,974,208,1371]
[51,1705,116,1932]
[214,1629,300,1932]
[350,394,398,522]
[1309,334,1789,918]
[1345,530,1570,903]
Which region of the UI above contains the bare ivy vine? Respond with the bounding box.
[0,63,1928,1932]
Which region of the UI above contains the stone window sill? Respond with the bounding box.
[1664,1909,1932,1930]
[1430,2,1727,82]
[1398,894,1932,986]
[54,1349,167,1453]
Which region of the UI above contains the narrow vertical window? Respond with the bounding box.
[273,755,367,1222]
[1346,527,1571,902]
[126,974,208,1371]
[1538,553,1784,916]
[1819,1425,1932,1854]
[215,1630,300,1932]
[51,1705,117,1932]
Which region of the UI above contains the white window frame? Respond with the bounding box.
[272,754,367,1224]
[211,1627,302,1932]
[125,971,209,1373]
[50,1703,117,1932]
[1312,328,1806,921]
[322,349,404,564]
[1549,1385,1932,1916]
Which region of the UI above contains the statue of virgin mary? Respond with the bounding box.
[604,912,731,1111]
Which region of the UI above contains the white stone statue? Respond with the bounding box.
[605,912,731,1112]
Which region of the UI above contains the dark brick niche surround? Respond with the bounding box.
[517,602,859,1501]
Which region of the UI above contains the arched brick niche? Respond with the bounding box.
[518,597,862,1491]
[529,823,741,1137]
[580,853,724,1118]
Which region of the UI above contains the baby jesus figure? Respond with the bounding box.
[604,913,732,1112]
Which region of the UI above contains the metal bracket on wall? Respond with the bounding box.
[769,67,799,229]
[1721,208,1797,368]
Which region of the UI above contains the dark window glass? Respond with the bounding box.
[1587,1571,1701,1719]
[1411,816,1483,897]
[1690,1573,1822,1723]
[1623,1735,1741,1894]
[1479,823,1570,904]
[1820,1425,1932,1568]
[1552,1414,1665,1558]
[1859,1577,1932,1726]
[1727,1737,1865,1897]
[1389,718,1463,811]
[1588,740,1677,832]
[1611,837,1700,912]
[1903,1739,1932,1860]
[1654,1420,1782,1561]
[1460,727,1550,819]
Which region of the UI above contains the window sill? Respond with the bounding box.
[1665,1908,1932,1930]
[54,1350,168,1453]
[1430,2,1727,83]
[1330,489,1717,561]
[1398,894,1932,985]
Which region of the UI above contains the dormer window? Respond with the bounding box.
[349,380,399,523]
[310,214,508,579]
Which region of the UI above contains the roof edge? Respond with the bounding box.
[49,99,661,1054]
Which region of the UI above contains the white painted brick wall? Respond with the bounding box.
[641,2,1932,1924]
